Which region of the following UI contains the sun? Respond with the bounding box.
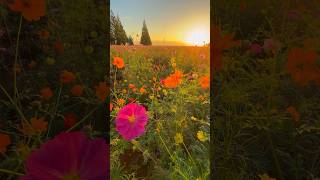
[185,27,210,46]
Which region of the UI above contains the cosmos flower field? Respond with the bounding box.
[110,45,210,179]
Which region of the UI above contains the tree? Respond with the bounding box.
[127,35,134,45]
[110,10,116,44]
[110,10,127,45]
[140,20,152,45]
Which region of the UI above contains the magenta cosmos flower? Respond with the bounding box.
[20,131,109,180]
[249,43,262,55]
[116,103,148,141]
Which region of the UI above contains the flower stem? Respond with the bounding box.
[13,15,23,103]
[0,168,24,176]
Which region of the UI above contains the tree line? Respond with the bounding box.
[110,10,152,45]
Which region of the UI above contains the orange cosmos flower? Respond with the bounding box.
[163,70,183,88]
[113,57,125,69]
[199,76,210,89]
[60,70,76,84]
[285,47,319,86]
[212,25,239,71]
[70,85,84,96]
[22,117,47,135]
[38,29,49,39]
[54,39,64,55]
[40,87,53,101]
[129,84,135,89]
[95,82,107,101]
[0,133,11,154]
[63,113,77,129]
[286,106,300,122]
[117,98,125,105]
[139,87,146,94]
[110,103,113,111]
[27,60,37,69]
[8,0,46,21]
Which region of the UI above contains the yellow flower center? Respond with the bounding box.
[128,114,136,124]
[61,172,81,180]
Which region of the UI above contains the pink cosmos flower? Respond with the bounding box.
[116,103,148,141]
[263,38,281,54]
[287,10,300,21]
[249,43,262,55]
[20,131,109,180]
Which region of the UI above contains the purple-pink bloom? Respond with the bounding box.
[116,103,148,141]
[20,131,109,180]
[249,43,262,55]
[287,10,300,21]
[263,38,281,53]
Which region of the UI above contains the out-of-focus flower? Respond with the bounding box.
[20,131,109,180]
[110,103,113,111]
[249,43,262,55]
[286,106,300,122]
[21,117,47,135]
[139,87,146,94]
[27,60,37,69]
[40,87,53,101]
[212,25,239,71]
[113,57,125,69]
[258,173,276,180]
[38,30,49,39]
[70,85,84,97]
[95,82,107,102]
[0,133,10,154]
[54,39,64,55]
[8,0,46,21]
[199,75,210,89]
[285,47,319,86]
[63,113,77,129]
[60,70,76,84]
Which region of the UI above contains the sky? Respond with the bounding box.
[111,0,210,46]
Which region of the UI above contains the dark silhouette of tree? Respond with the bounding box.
[127,35,134,45]
[110,10,127,45]
[140,20,152,45]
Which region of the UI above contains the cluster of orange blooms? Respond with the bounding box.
[285,42,320,87]
[163,70,183,88]
[40,70,107,102]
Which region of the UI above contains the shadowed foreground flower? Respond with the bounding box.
[286,106,300,122]
[285,47,319,86]
[212,25,239,71]
[0,133,10,154]
[60,70,76,84]
[20,131,109,180]
[258,173,276,180]
[116,103,148,141]
[40,87,53,101]
[199,75,210,89]
[21,117,47,136]
[8,0,46,21]
[70,85,84,97]
[63,113,77,129]
[95,82,107,102]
